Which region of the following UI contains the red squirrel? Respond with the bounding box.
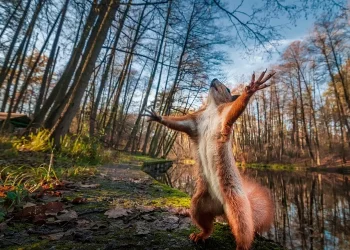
[144,70,275,250]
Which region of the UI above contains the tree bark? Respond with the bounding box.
[49,0,120,148]
[0,0,32,88]
[34,0,69,116]
[89,0,131,137]
[29,2,98,127]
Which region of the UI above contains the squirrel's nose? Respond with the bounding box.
[210,78,221,88]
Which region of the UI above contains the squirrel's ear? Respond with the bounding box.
[231,95,240,102]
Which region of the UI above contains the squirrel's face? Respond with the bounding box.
[207,79,239,106]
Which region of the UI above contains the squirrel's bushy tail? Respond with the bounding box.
[243,179,274,233]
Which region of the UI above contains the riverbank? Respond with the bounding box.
[237,162,350,174]
[0,163,284,249]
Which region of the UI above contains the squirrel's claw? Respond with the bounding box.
[143,107,161,122]
[246,70,276,94]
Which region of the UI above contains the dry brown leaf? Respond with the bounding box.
[56,210,78,221]
[45,232,65,241]
[15,201,64,220]
[45,202,65,214]
[104,208,129,219]
[33,214,47,225]
[23,202,37,208]
[0,185,15,197]
[0,222,8,232]
[79,183,100,188]
[139,205,155,213]
[72,197,87,204]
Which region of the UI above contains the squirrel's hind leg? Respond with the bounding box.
[189,182,223,242]
[222,191,254,250]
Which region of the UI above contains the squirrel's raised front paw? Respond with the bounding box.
[245,69,276,95]
[143,107,162,122]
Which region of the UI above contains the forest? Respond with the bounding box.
[0,0,349,167]
[0,1,349,249]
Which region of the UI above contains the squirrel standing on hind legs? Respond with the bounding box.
[144,70,276,250]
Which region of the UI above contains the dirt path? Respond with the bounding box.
[0,164,284,250]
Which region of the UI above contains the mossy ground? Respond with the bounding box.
[1,163,284,250]
[116,151,172,165]
[237,162,296,171]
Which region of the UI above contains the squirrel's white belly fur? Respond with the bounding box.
[197,105,224,204]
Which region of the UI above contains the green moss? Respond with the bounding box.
[16,240,50,250]
[116,152,168,165]
[150,181,190,208]
[237,162,295,171]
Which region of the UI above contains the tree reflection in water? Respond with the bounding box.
[145,163,350,250]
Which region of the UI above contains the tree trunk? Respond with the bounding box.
[296,68,315,164]
[0,0,32,88]
[13,5,61,112]
[30,3,98,128]
[89,0,131,138]
[34,0,69,116]
[1,0,44,112]
[50,0,120,148]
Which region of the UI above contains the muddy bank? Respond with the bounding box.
[0,164,284,250]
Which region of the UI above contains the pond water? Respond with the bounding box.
[144,162,350,250]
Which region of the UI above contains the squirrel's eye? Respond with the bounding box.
[226,88,230,93]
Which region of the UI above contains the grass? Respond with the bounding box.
[0,131,112,221]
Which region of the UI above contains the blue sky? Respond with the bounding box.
[219,0,318,88]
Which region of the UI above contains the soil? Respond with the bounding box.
[0,164,284,250]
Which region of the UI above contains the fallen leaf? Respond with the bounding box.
[167,207,190,217]
[56,210,78,221]
[46,232,65,241]
[0,185,15,197]
[139,205,155,213]
[79,183,100,188]
[0,222,7,232]
[163,215,179,224]
[76,219,91,228]
[45,202,64,214]
[23,202,36,209]
[72,197,87,204]
[46,217,56,223]
[47,191,62,197]
[16,205,46,219]
[90,221,108,230]
[104,208,129,219]
[33,214,47,225]
[16,202,64,220]
[41,194,62,203]
[141,214,156,222]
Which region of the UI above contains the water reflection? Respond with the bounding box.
[145,163,350,250]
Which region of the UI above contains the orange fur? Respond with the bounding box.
[242,178,274,233]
